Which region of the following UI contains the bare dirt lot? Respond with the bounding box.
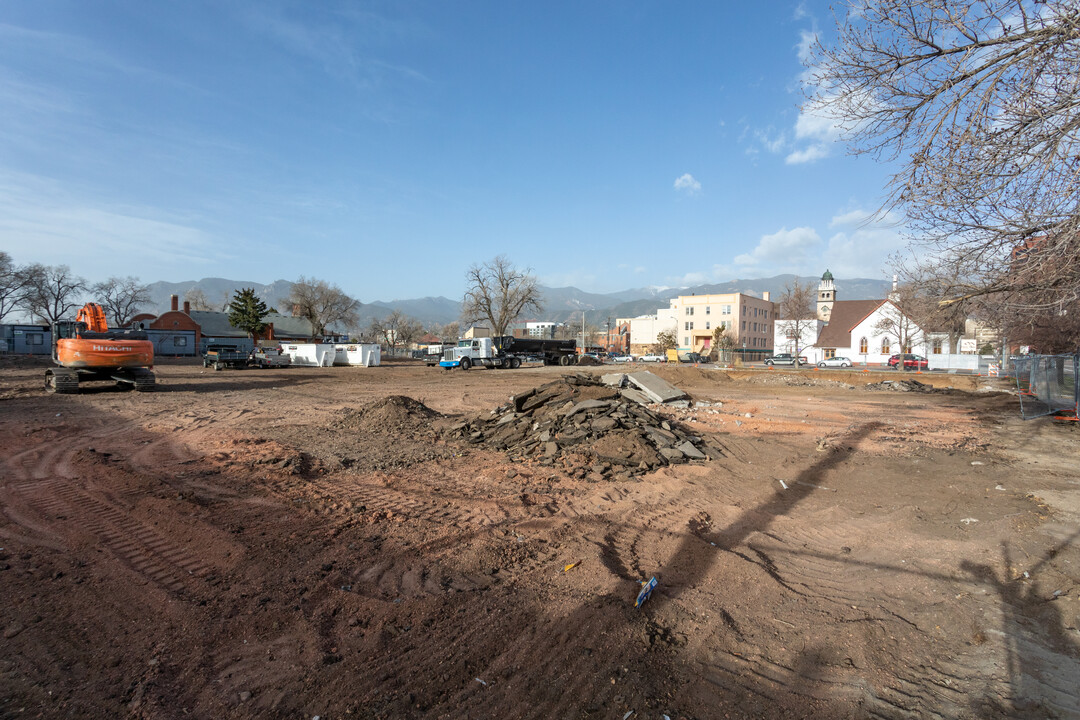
[2,358,1078,719]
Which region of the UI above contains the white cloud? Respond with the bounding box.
[821,223,907,278]
[673,173,701,194]
[785,144,829,164]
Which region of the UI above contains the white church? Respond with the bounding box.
[774,270,928,365]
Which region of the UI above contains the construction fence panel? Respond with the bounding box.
[1014,354,1079,420]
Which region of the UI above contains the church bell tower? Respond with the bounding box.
[817,269,835,322]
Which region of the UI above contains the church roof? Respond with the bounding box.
[821,268,834,281]
[817,299,887,348]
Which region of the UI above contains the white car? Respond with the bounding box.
[638,354,666,363]
[817,356,853,368]
[612,354,634,363]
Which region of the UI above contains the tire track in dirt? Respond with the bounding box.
[11,476,211,595]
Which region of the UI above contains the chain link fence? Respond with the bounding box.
[1013,354,1079,420]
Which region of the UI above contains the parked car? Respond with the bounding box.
[612,354,635,363]
[638,353,667,363]
[764,353,807,366]
[678,352,703,364]
[817,356,852,368]
[888,353,929,370]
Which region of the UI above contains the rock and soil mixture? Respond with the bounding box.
[448,374,724,481]
[1,358,1078,720]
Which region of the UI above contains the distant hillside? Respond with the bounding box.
[141,275,892,329]
[147,278,294,313]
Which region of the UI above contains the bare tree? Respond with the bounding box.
[461,256,543,337]
[183,287,212,312]
[368,310,422,355]
[92,276,151,327]
[0,252,28,323]
[776,279,817,359]
[287,277,360,338]
[432,321,459,342]
[807,1,1080,309]
[21,264,87,325]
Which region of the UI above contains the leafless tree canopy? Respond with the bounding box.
[287,277,361,338]
[92,276,151,327]
[461,256,543,337]
[21,264,87,325]
[0,252,27,323]
[369,311,422,354]
[777,279,817,356]
[807,1,1080,307]
[183,287,213,312]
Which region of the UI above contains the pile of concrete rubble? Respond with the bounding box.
[447,372,725,480]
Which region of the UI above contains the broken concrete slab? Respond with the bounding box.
[601,373,627,388]
[619,388,654,406]
[627,371,688,404]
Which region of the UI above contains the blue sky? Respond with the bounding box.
[0,1,908,302]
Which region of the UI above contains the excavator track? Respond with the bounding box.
[133,369,156,392]
[44,368,80,394]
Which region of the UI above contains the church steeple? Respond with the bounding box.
[817,269,836,322]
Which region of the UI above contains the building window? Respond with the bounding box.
[685,322,689,331]
[859,337,868,354]
[881,338,890,354]
[174,337,188,347]
[689,322,694,330]
[825,348,835,359]
[27,333,43,345]
[723,305,731,315]
[705,306,711,315]
[932,338,943,354]
[706,322,710,330]
[684,337,689,345]
[904,343,913,353]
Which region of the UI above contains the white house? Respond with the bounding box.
[815,299,928,365]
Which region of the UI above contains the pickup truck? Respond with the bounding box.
[764,353,807,367]
[203,345,250,370]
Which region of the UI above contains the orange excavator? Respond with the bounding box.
[45,302,155,393]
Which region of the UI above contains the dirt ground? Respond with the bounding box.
[1,357,1078,719]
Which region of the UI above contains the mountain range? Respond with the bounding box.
[146,275,894,329]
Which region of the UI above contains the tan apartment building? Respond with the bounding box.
[628,292,776,358]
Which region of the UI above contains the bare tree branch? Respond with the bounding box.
[807,0,1080,312]
[461,256,543,337]
[92,276,151,327]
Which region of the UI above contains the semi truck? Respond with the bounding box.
[439,336,578,370]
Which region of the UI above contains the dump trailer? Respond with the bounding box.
[439,336,577,370]
[45,302,155,393]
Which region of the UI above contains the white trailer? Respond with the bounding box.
[281,343,336,367]
[333,344,381,367]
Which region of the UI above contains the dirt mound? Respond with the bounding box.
[333,395,441,434]
[268,395,450,473]
[448,374,724,480]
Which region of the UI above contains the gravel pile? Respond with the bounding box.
[447,374,724,480]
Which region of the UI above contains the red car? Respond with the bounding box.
[887,353,928,370]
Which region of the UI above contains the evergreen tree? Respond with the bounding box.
[227,288,268,343]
